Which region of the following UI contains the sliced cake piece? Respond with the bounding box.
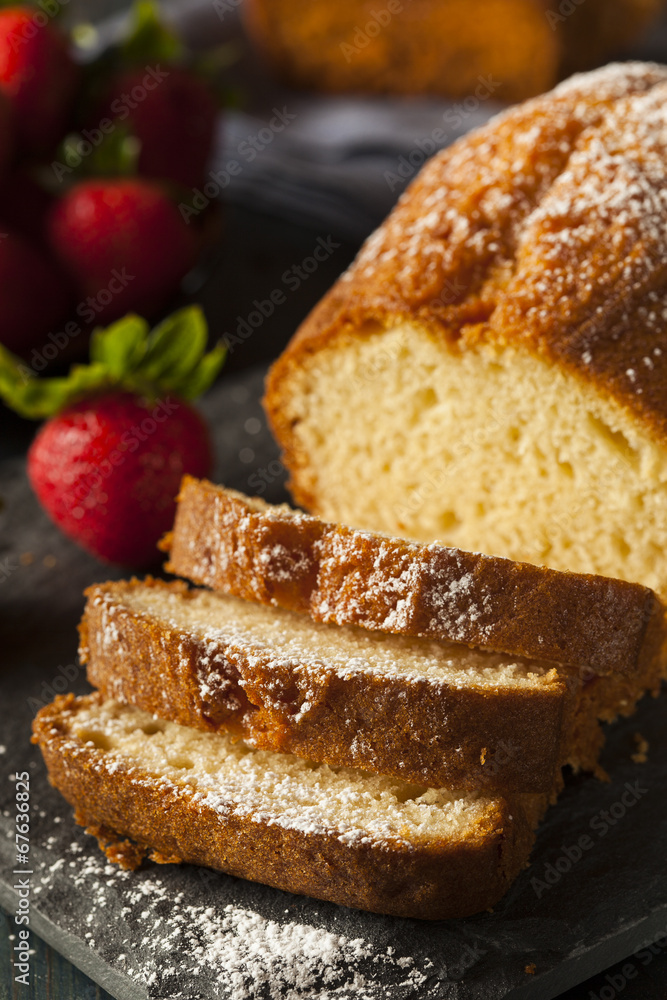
[161,477,665,678]
[32,693,547,920]
[79,579,664,794]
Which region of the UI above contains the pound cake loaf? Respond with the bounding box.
[243,0,662,102]
[163,477,665,677]
[79,578,665,794]
[265,63,667,597]
[32,693,547,920]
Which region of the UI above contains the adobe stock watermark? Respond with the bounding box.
[588,930,667,1000]
[0,554,19,583]
[340,0,404,63]
[222,235,341,353]
[447,940,487,981]
[350,276,466,392]
[545,0,586,29]
[27,661,83,713]
[61,397,181,516]
[12,770,32,986]
[179,107,297,223]
[530,780,649,898]
[15,269,135,381]
[51,66,169,182]
[247,458,287,496]
[384,75,501,192]
[349,333,408,391]
[212,0,242,20]
[4,0,70,52]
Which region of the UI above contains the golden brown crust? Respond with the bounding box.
[80,578,571,794]
[163,478,325,619]
[164,477,664,678]
[32,693,544,920]
[265,64,667,468]
[80,577,666,795]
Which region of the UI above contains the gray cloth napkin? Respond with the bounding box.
[216,97,502,241]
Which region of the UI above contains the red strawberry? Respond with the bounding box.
[97,66,218,190]
[0,227,72,357]
[28,391,211,565]
[0,6,77,154]
[46,178,197,323]
[0,308,225,566]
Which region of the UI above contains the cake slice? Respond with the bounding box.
[79,579,664,794]
[161,477,665,678]
[263,64,667,598]
[32,693,547,920]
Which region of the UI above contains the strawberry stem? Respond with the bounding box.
[0,306,226,419]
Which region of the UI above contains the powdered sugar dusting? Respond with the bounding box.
[329,61,667,434]
[314,531,495,643]
[313,531,424,630]
[552,61,667,101]
[111,584,553,691]
[424,564,494,642]
[202,906,425,999]
[32,831,432,998]
[56,698,492,848]
[178,484,320,597]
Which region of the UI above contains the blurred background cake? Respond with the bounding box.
[243,0,663,101]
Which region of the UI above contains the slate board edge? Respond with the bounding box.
[505,905,667,1000]
[0,885,145,1000]
[3,876,666,1000]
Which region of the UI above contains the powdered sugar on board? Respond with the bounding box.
[201,906,427,999]
[30,823,433,999]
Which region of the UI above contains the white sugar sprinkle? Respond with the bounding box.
[33,831,430,998]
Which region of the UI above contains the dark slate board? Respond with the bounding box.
[1,366,667,1000]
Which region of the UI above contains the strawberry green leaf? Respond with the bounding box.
[69,1,186,132]
[168,341,227,400]
[121,0,184,67]
[135,306,226,399]
[90,315,149,377]
[84,126,140,179]
[0,307,226,420]
[47,127,140,191]
[0,346,110,419]
[190,45,243,108]
[0,0,64,15]
[138,306,208,383]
